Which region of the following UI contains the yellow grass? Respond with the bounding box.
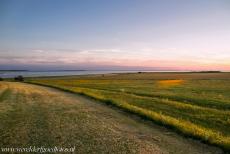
[158,79,184,87]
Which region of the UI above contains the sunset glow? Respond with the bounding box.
[1,0,230,71]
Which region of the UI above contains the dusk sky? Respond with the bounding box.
[1,0,230,71]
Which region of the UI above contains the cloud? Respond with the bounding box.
[32,49,45,53]
[1,48,230,71]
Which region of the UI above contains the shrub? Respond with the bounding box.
[14,75,24,82]
[0,77,3,81]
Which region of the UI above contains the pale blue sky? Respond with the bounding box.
[1,0,230,70]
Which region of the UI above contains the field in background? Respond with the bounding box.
[27,72,230,151]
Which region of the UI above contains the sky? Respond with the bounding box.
[0,0,230,71]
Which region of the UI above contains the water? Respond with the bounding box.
[0,70,142,78]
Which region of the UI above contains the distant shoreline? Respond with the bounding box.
[0,70,224,72]
[0,70,28,72]
[0,70,87,72]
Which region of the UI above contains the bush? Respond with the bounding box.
[14,75,24,82]
[0,77,3,81]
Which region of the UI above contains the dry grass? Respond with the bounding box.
[158,80,184,87]
[1,81,223,153]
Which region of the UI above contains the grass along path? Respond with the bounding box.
[27,73,230,152]
[0,81,223,153]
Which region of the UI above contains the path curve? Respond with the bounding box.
[0,82,223,154]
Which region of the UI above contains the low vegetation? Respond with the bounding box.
[14,75,24,82]
[0,82,156,153]
[1,81,222,153]
[27,72,230,151]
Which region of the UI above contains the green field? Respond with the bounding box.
[1,82,223,153]
[27,72,230,151]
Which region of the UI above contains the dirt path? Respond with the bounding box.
[0,82,223,153]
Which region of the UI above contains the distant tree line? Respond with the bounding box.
[0,75,24,82]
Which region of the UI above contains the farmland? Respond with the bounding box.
[27,72,230,151]
[0,81,223,153]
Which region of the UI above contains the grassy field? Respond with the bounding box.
[1,82,223,153]
[27,72,230,151]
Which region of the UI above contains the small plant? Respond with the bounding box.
[14,75,24,82]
